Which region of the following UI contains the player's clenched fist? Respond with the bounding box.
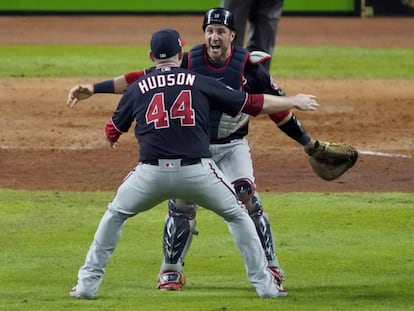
[293,94,319,111]
[261,93,319,115]
[66,84,94,108]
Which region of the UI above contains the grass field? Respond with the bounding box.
[1,190,413,310]
[0,46,413,79]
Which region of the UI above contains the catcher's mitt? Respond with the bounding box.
[305,140,358,181]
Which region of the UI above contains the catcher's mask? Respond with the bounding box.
[202,7,236,32]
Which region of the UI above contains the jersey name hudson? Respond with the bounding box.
[138,73,196,94]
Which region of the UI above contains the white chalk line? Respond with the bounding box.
[1,146,413,158]
[358,150,413,159]
[0,145,99,151]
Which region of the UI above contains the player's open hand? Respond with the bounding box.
[293,94,319,111]
[67,84,94,108]
[104,137,118,149]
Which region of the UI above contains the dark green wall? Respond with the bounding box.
[0,0,356,13]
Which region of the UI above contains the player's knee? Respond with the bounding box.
[233,178,263,215]
[168,199,197,219]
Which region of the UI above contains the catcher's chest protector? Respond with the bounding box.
[189,45,249,141]
[188,45,248,90]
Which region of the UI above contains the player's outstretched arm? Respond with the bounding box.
[66,75,129,108]
[261,93,318,114]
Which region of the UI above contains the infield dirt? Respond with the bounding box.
[0,15,413,192]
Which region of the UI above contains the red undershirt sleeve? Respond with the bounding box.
[241,94,264,116]
[268,110,291,124]
[124,71,146,86]
[105,119,122,142]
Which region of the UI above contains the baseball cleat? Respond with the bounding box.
[157,271,186,291]
[269,266,288,296]
[69,286,96,299]
[275,283,288,297]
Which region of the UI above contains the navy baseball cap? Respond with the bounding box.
[150,28,185,59]
[203,8,236,31]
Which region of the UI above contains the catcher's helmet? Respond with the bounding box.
[202,8,236,32]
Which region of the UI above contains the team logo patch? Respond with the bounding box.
[164,161,175,168]
[159,159,181,171]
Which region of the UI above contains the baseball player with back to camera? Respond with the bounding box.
[67,8,357,294]
[69,28,319,299]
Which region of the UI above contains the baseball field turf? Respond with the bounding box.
[1,190,413,310]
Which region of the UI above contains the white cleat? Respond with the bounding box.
[69,286,96,299]
[269,266,288,297]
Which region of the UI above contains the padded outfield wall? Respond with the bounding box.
[0,0,358,14]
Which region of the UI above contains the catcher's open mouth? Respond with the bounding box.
[211,45,220,50]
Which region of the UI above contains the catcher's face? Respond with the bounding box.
[204,24,235,62]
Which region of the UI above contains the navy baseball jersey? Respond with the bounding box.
[111,66,250,161]
[184,45,274,143]
[124,45,280,144]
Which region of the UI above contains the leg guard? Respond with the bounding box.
[163,199,198,266]
[233,179,278,264]
[233,178,262,215]
[162,211,197,266]
[233,179,287,293]
[252,212,276,263]
[158,199,198,290]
